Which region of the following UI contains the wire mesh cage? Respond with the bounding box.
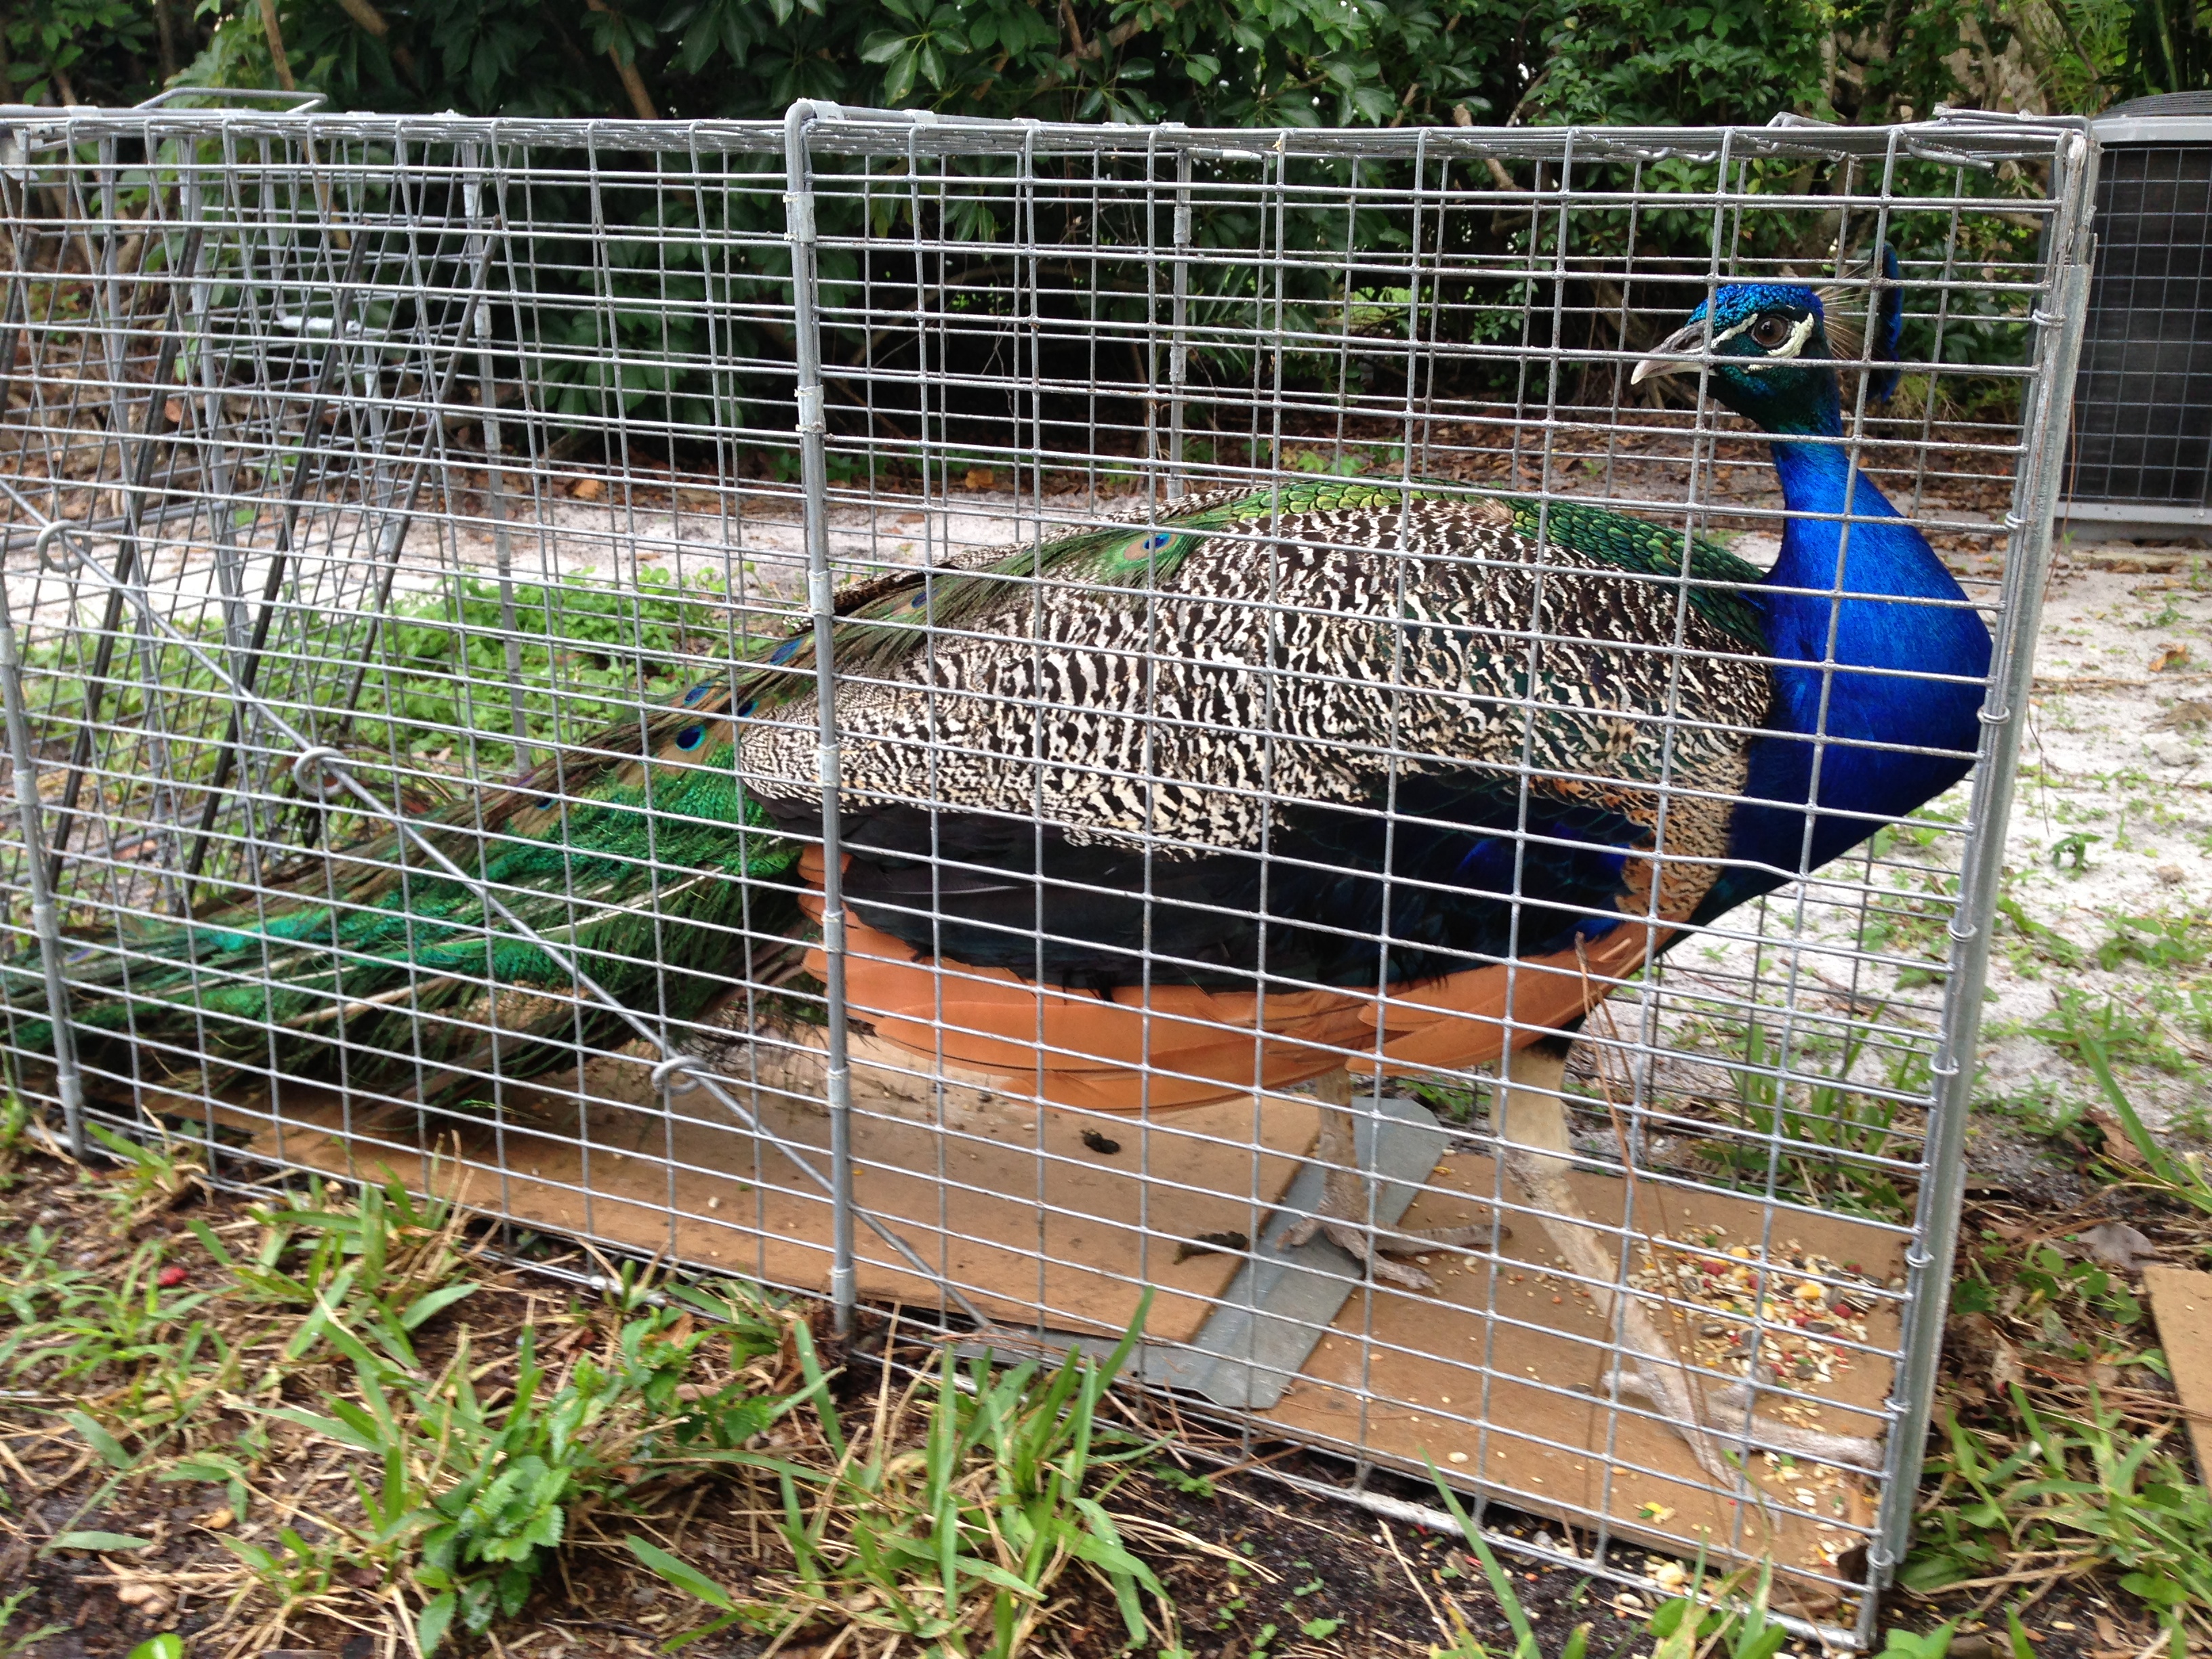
[0,102,2095,1643]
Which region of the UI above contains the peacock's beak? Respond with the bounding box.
[1631,323,1706,385]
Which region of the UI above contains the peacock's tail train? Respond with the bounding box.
[2,700,810,1105]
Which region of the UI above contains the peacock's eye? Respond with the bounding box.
[1140,531,1173,552]
[682,682,714,706]
[1750,314,1795,350]
[674,725,705,751]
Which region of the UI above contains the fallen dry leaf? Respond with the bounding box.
[964,466,996,491]
[2150,643,2196,673]
[569,475,607,501]
[2081,1221,2157,1274]
[2087,1107,2151,1171]
[1988,1329,2022,1391]
[1951,1313,2024,1393]
[2152,698,2212,731]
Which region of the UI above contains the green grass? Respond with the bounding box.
[18,566,754,807]
[0,1115,802,1653]
[628,1299,1187,1656]
[1910,1049,2212,1650]
[2020,989,2200,1080]
[0,1113,1218,1656]
[1701,1015,1925,1221]
[1908,1391,2207,1654]
[1419,1460,1898,1659]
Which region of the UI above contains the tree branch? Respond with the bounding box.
[334,0,388,35]
[583,0,658,119]
[332,0,419,82]
[258,0,296,90]
[1059,0,1191,67]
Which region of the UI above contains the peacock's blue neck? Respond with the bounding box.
[1692,411,1993,922]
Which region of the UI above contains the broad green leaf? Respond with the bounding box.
[50,1531,152,1553]
[61,1410,132,1471]
[626,1537,737,1608]
[417,1590,457,1656]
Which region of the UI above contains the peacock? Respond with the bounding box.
[5,253,1984,1479]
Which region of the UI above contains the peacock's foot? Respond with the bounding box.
[1599,1367,1885,1473]
[1284,1071,1506,1289]
[1281,1168,1505,1290]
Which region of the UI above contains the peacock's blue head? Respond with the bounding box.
[1632,252,1902,437]
[1631,283,1845,434]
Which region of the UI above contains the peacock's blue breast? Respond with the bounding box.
[1700,506,1992,918]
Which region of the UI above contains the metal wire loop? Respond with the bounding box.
[32,522,85,574]
[289,747,351,797]
[650,1057,707,1096]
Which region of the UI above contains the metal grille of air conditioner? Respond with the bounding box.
[2070,97,2212,510]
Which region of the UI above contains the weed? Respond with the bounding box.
[1950,1242,2143,1346]
[264,1277,789,1652]
[207,1175,480,1370]
[85,1122,202,1224]
[2026,989,2194,1078]
[1856,867,1959,966]
[1408,1078,1482,1125]
[1922,1052,2212,1645]
[1994,895,2085,975]
[0,1090,35,1185]
[0,1587,68,1654]
[1908,1389,2212,1646]
[1424,1463,1572,1659]
[0,1230,222,1435]
[2094,911,2212,974]
[0,1155,806,1654]
[2069,1044,2212,1219]
[630,1300,1191,1657]
[1644,1565,1793,1659]
[217,1526,350,1631]
[1424,1460,1825,1659]
[1702,1017,1923,1220]
[2048,832,2101,874]
[1975,1076,2094,1145]
[1151,1458,1219,1498]
[1879,1628,1957,1659]
[16,567,752,851]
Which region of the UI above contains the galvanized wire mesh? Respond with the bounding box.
[0,101,2095,1644]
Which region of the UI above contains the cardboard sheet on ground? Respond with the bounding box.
[204,1033,1319,1347]
[1257,1153,1899,1593]
[178,1034,1898,1591]
[2144,1267,2212,1480]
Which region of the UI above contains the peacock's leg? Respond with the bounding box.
[1282,1068,1502,1291]
[1493,1037,1882,1483]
